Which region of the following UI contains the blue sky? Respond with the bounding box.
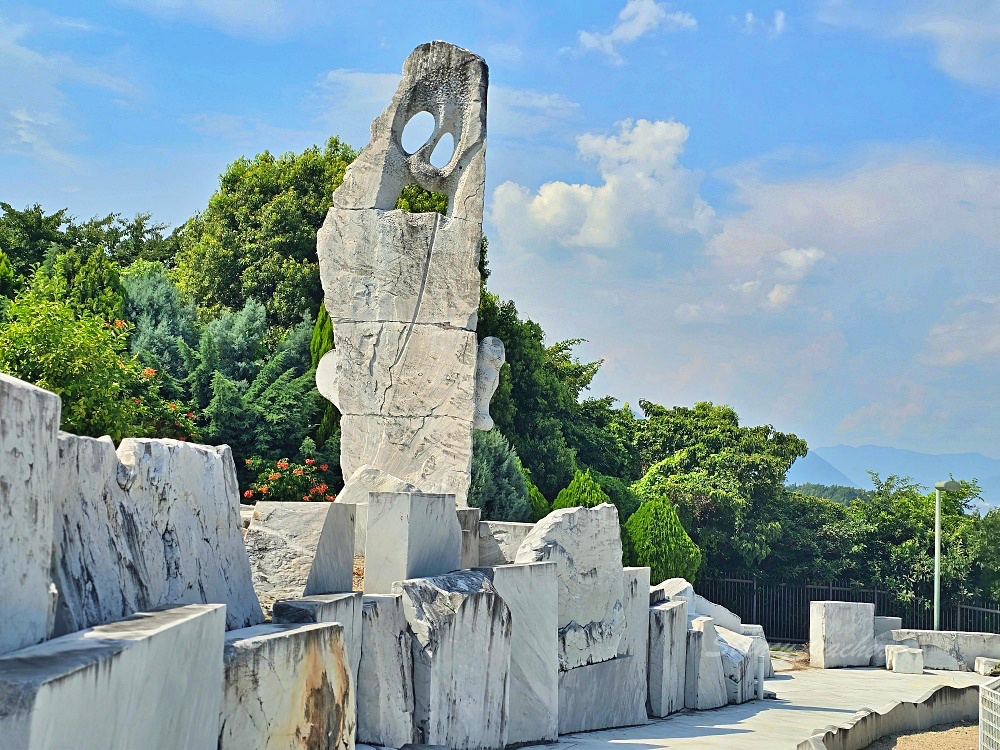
[3,0,1000,458]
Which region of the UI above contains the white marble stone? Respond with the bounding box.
[363,492,461,594]
[648,600,689,717]
[740,624,774,679]
[619,568,652,719]
[473,339,504,431]
[685,615,728,710]
[875,615,902,636]
[457,507,481,569]
[891,646,924,675]
[809,601,875,669]
[478,520,534,566]
[358,594,415,748]
[975,656,1000,675]
[0,373,60,656]
[649,577,694,605]
[717,626,759,704]
[219,622,355,750]
[691,594,742,632]
[337,465,415,554]
[393,571,511,750]
[477,563,558,745]
[245,501,355,617]
[514,504,625,670]
[272,592,363,693]
[872,628,898,667]
[0,603,224,749]
[317,43,488,508]
[891,629,1000,671]
[52,434,263,634]
[557,654,644,734]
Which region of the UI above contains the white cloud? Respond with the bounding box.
[921,296,1000,367]
[820,0,1000,88]
[739,9,787,37]
[491,118,714,252]
[578,0,696,64]
[0,17,137,163]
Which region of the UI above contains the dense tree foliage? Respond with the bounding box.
[468,429,533,522]
[787,483,867,504]
[551,468,612,510]
[623,497,702,583]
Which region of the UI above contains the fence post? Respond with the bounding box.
[753,578,758,625]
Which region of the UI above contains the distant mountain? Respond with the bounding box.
[788,444,1000,510]
[786,452,855,487]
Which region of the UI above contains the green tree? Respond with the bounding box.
[623,497,702,584]
[787,482,867,504]
[32,243,126,322]
[172,137,357,331]
[468,429,534,522]
[0,289,158,441]
[551,468,612,510]
[591,470,641,523]
[0,203,73,275]
[756,491,852,583]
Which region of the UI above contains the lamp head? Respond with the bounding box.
[935,480,962,492]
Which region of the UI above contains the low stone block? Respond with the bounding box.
[514,504,624,670]
[358,594,415,748]
[478,521,534,566]
[685,616,728,710]
[477,563,558,745]
[457,507,481,569]
[872,629,897,667]
[219,622,355,750]
[717,626,759,704]
[890,646,924,674]
[337,465,416,554]
[809,601,875,668]
[890,629,1000,671]
[0,604,224,749]
[0,373,60,656]
[272,592,363,691]
[246,501,356,616]
[740,624,774,678]
[364,492,462,594]
[976,657,1000,675]
[692,594,742,632]
[393,571,511,750]
[53,435,264,634]
[648,600,688,717]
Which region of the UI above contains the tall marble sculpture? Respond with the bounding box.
[316,41,497,506]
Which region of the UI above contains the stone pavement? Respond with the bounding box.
[530,667,989,749]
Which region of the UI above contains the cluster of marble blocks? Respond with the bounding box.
[885,644,924,674]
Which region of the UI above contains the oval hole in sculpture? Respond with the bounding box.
[401,111,435,154]
[430,132,455,168]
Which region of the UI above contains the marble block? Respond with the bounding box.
[692,594,742,632]
[52,434,263,634]
[0,604,224,749]
[809,601,875,668]
[245,501,355,617]
[457,507,481,569]
[875,616,902,636]
[650,577,694,605]
[685,616,728,710]
[338,465,416,555]
[891,629,1000,671]
[717,626,759,704]
[358,594,415,748]
[891,646,924,675]
[219,622,355,750]
[477,563,558,745]
[272,592,363,692]
[648,600,689,717]
[871,629,898,667]
[364,492,462,594]
[514,504,625,670]
[393,571,511,750]
[557,655,642,734]
[0,373,60,656]
[975,656,1000,675]
[740,624,774,679]
[478,521,534,566]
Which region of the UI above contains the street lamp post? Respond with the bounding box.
[934,479,961,631]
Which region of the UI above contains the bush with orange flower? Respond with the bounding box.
[244,455,337,503]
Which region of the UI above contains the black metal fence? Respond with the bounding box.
[697,577,1000,642]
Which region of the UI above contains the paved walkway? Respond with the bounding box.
[538,667,989,749]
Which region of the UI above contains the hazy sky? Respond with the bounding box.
[3,0,1000,457]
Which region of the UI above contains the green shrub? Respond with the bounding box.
[526,476,550,522]
[623,497,702,583]
[591,470,640,522]
[468,429,533,522]
[551,468,611,511]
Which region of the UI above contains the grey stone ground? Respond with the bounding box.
[532,666,988,749]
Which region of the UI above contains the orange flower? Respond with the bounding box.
[304,458,315,465]
[268,472,281,481]
[168,403,178,410]
[113,319,127,329]
[186,412,194,418]
[141,367,157,378]
[320,464,329,471]
[245,459,252,466]
[326,495,336,502]
[276,460,289,470]
[293,468,304,476]
[260,486,269,494]
[177,437,186,442]
[243,490,254,498]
